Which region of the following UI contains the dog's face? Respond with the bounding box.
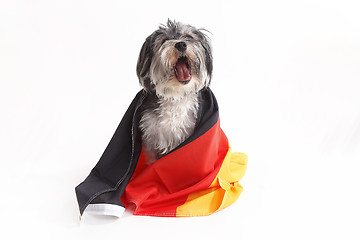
[137,20,213,100]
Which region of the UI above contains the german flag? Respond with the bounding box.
[75,88,247,217]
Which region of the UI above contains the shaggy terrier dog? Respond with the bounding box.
[137,20,213,163]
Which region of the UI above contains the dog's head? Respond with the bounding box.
[136,20,213,100]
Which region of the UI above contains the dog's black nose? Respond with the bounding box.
[175,42,187,52]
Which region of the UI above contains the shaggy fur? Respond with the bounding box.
[136,20,213,163]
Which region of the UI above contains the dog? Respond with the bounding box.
[136,20,213,163]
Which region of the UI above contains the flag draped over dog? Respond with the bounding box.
[75,88,247,217]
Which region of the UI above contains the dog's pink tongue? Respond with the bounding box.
[175,60,191,82]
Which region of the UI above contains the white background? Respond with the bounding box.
[1,0,359,239]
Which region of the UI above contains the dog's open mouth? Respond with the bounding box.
[174,56,191,84]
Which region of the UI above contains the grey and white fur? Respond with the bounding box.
[136,20,213,163]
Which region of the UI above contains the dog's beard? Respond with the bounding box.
[149,41,210,100]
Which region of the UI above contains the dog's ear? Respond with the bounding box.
[198,30,213,86]
[202,40,213,85]
[137,34,154,91]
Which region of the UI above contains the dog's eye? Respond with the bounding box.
[185,35,194,40]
